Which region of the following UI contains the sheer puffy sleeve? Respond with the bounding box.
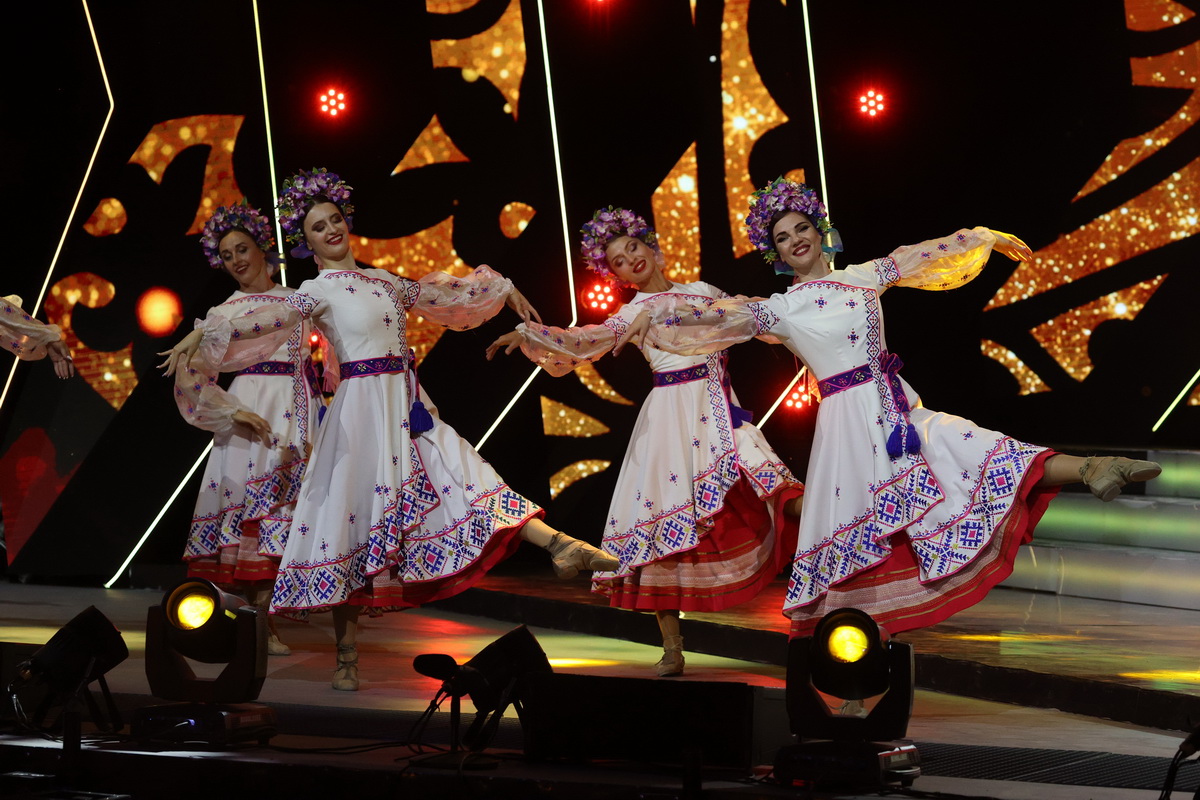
[512,303,642,377]
[171,362,250,435]
[844,227,998,294]
[642,294,782,356]
[406,265,513,331]
[0,295,64,361]
[197,287,318,372]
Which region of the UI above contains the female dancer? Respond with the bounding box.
[161,169,616,690]
[631,177,1160,637]
[487,207,804,676]
[1,295,74,379]
[170,203,316,655]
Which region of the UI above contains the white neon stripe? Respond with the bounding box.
[1152,365,1200,432]
[104,441,212,588]
[758,367,807,427]
[0,0,114,416]
[474,0,574,451]
[800,0,830,216]
[253,1,285,286]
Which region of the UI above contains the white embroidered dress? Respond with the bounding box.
[196,266,541,614]
[647,230,1057,634]
[516,281,802,610]
[173,286,314,581]
[0,295,63,360]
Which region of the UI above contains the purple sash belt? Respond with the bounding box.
[340,355,409,380]
[818,364,874,397]
[819,352,919,458]
[238,360,295,376]
[653,364,709,387]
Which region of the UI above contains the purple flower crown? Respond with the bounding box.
[200,202,276,268]
[579,207,660,281]
[745,177,832,264]
[276,168,355,248]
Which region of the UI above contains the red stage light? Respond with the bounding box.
[583,282,616,314]
[784,386,811,410]
[137,287,183,337]
[319,87,347,118]
[858,89,885,118]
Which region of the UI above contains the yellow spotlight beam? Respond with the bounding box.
[0,0,114,416]
[475,0,574,451]
[800,0,830,217]
[758,367,807,427]
[252,0,286,286]
[1152,364,1200,432]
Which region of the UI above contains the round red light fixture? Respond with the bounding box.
[319,88,347,117]
[858,89,885,117]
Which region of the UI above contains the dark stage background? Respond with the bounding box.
[2,0,1197,583]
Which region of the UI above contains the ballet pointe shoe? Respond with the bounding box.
[267,633,291,656]
[656,635,685,678]
[547,532,620,579]
[1080,456,1162,502]
[332,644,359,691]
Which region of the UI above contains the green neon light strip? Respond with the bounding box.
[1152,364,1200,432]
[0,0,114,416]
[475,0,574,451]
[253,1,285,286]
[104,442,212,588]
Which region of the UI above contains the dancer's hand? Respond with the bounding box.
[613,311,650,355]
[506,287,542,324]
[232,409,273,444]
[990,230,1033,262]
[157,329,204,376]
[48,341,74,380]
[486,331,523,360]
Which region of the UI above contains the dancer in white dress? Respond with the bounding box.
[630,178,1162,637]
[488,207,804,676]
[1,295,74,379]
[170,203,317,656]
[161,169,617,690]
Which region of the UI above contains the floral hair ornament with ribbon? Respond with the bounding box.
[276,168,355,258]
[200,201,282,274]
[579,206,661,282]
[745,177,843,275]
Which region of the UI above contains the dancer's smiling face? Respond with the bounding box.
[604,235,660,286]
[218,230,270,290]
[304,202,351,263]
[772,211,823,274]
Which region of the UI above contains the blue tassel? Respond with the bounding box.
[410,400,434,434]
[886,424,904,459]
[730,404,754,429]
[317,404,327,426]
[905,423,921,455]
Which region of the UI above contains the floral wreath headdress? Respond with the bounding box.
[579,206,660,282]
[276,168,355,257]
[745,177,843,275]
[200,201,281,274]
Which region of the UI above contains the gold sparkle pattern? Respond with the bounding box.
[429,0,525,118]
[540,396,611,437]
[979,340,1050,396]
[127,115,245,235]
[984,0,1198,390]
[652,142,701,283]
[499,201,536,239]
[574,362,634,406]
[549,459,612,499]
[353,218,470,365]
[82,198,127,237]
[44,274,138,410]
[720,0,790,258]
[392,115,469,175]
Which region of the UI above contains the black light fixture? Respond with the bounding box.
[774,608,921,788]
[8,606,128,734]
[411,625,552,768]
[131,578,274,746]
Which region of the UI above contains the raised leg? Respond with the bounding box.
[519,518,620,578]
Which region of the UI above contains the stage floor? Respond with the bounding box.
[2,576,1199,799]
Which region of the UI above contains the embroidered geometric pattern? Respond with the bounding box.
[875,257,900,287]
[340,355,408,380]
[237,360,296,376]
[653,364,709,387]
[818,363,874,397]
[749,301,780,334]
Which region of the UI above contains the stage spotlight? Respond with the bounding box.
[136,287,183,337]
[858,89,885,118]
[132,579,275,746]
[8,606,128,733]
[319,87,347,117]
[784,385,810,410]
[411,625,552,768]
[774,608,920,789]
[582,282,615,313]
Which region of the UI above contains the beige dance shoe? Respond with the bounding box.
[547,532,620,579]
[332,644,359,691]
[655,635,685,678]
[1080,456,1162,502]
[267,633,291,656]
